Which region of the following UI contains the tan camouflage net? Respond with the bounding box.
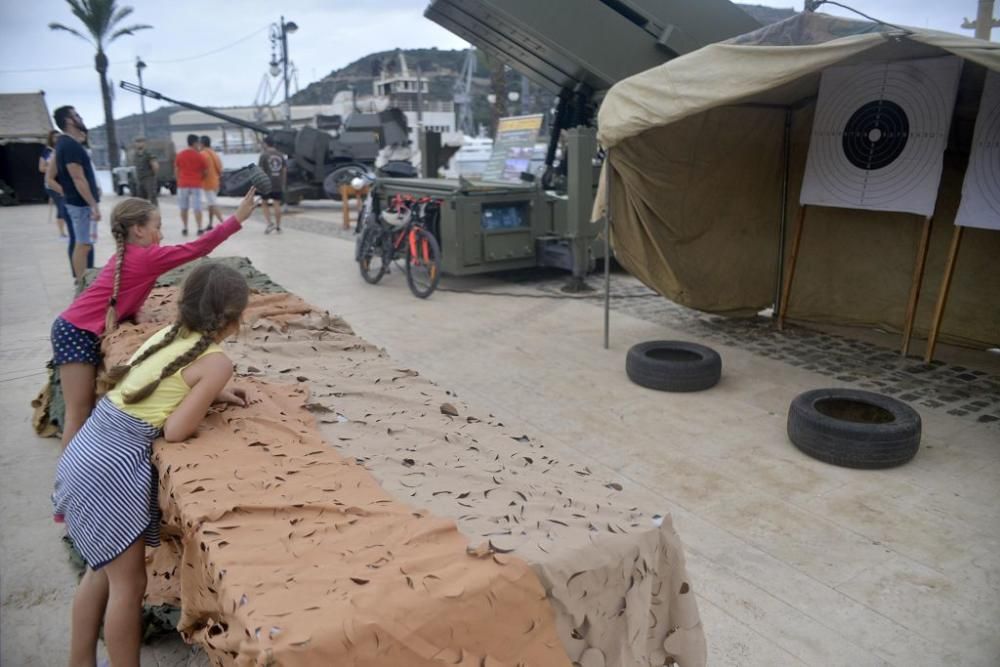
[86,278,705,666]
[94,290,566,666]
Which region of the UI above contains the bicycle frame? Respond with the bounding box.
[379,196,439,266]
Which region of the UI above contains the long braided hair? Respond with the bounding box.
[106,262,249,404]
[105,198,158,334]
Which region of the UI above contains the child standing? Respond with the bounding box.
[53,261,250,667]
[51,187,257,447]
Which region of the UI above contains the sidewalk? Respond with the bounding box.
[2,195,998,665]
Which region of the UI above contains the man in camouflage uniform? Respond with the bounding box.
[133,136,159,206]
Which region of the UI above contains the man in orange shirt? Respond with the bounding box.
[174,134,207,235]
[199,135,224,229]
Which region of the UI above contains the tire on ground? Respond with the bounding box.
[787,388,921,469]
[323,163,370,200]
[625,341,721,392]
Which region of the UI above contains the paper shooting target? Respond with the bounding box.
[800,57,962,216]
[955,70,1000,231]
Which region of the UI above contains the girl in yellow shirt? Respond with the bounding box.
[53,261,250,666]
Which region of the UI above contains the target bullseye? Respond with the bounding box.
[800,57,961,216]
[841,99,909,171]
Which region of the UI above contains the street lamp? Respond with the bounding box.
[136,57,148,136]
[270,17,298,129]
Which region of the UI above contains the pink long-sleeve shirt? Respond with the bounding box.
[61,216,242,335]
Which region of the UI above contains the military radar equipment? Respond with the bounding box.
[425,0,760,186]
[119,81,412,203]
[383,0,765,286]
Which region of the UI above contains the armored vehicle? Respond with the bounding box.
[120,82,411,204]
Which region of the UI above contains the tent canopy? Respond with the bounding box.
[598,13,1000,147]
[0,92,53,144]
[594,12,1000,347]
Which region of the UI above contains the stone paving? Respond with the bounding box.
[280,210,1000,431]
[532,274,1000,429]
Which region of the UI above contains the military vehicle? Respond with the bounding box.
[119,81,411,204]
[111,138,177,196]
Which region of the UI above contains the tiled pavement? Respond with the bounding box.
[282,210,1000,431]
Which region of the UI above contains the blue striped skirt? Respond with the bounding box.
[53,398,162,569]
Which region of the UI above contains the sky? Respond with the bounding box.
[0,0,991,128]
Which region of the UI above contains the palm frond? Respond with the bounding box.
[48,22,94,45]
[108,23,152,42]
[110,5,133,27]
[56,0,149,49]
[66,0,100,37]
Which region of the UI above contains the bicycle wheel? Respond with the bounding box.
[405,228,441,298]
[358,226,388,284]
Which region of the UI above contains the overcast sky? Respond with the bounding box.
[0,0,990,127]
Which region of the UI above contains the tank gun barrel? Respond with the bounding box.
[119,81,272,135]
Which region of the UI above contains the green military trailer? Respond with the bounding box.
[375,127,603,279]
[376,178,543,275]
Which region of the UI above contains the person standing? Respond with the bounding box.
[175,134,207,235]
[258,136,286,234]
[46,132,95,278]
[52,106,100,282]
[133,136,159,207]
[199,135,224,229]
[40,130,68,238]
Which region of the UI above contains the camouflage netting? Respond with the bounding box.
[41,259,705,664]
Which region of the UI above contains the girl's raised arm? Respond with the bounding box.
[146,188,258,274]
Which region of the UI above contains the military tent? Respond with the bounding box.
[0,92,54,204]
[595,12,1000,349]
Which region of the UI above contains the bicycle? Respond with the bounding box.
[356,191,442,299]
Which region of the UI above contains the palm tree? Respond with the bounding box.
[50,0,151,168]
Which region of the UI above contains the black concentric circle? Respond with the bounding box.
[841,100,910,170]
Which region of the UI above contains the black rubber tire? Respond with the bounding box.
[357,226,387,284]
[324,163,370,201]
[405,228,441,299]
[787,388,921,469]
[625,341,721,392]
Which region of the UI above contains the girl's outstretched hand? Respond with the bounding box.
[214,386,248,407]
[235,187,258,223]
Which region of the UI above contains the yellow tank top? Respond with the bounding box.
[107,325,223,428]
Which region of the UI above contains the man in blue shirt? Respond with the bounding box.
[52,106,101,281]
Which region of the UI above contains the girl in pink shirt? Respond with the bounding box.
[51,187,258,447]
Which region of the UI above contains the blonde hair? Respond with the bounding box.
[105,262,249,403]
[104,198,157,334]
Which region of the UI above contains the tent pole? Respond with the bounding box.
[923,225,963,363]
[603,149,612,350]
[777,205,807,331]
[774,108,792,317]
[900,214,933,357]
